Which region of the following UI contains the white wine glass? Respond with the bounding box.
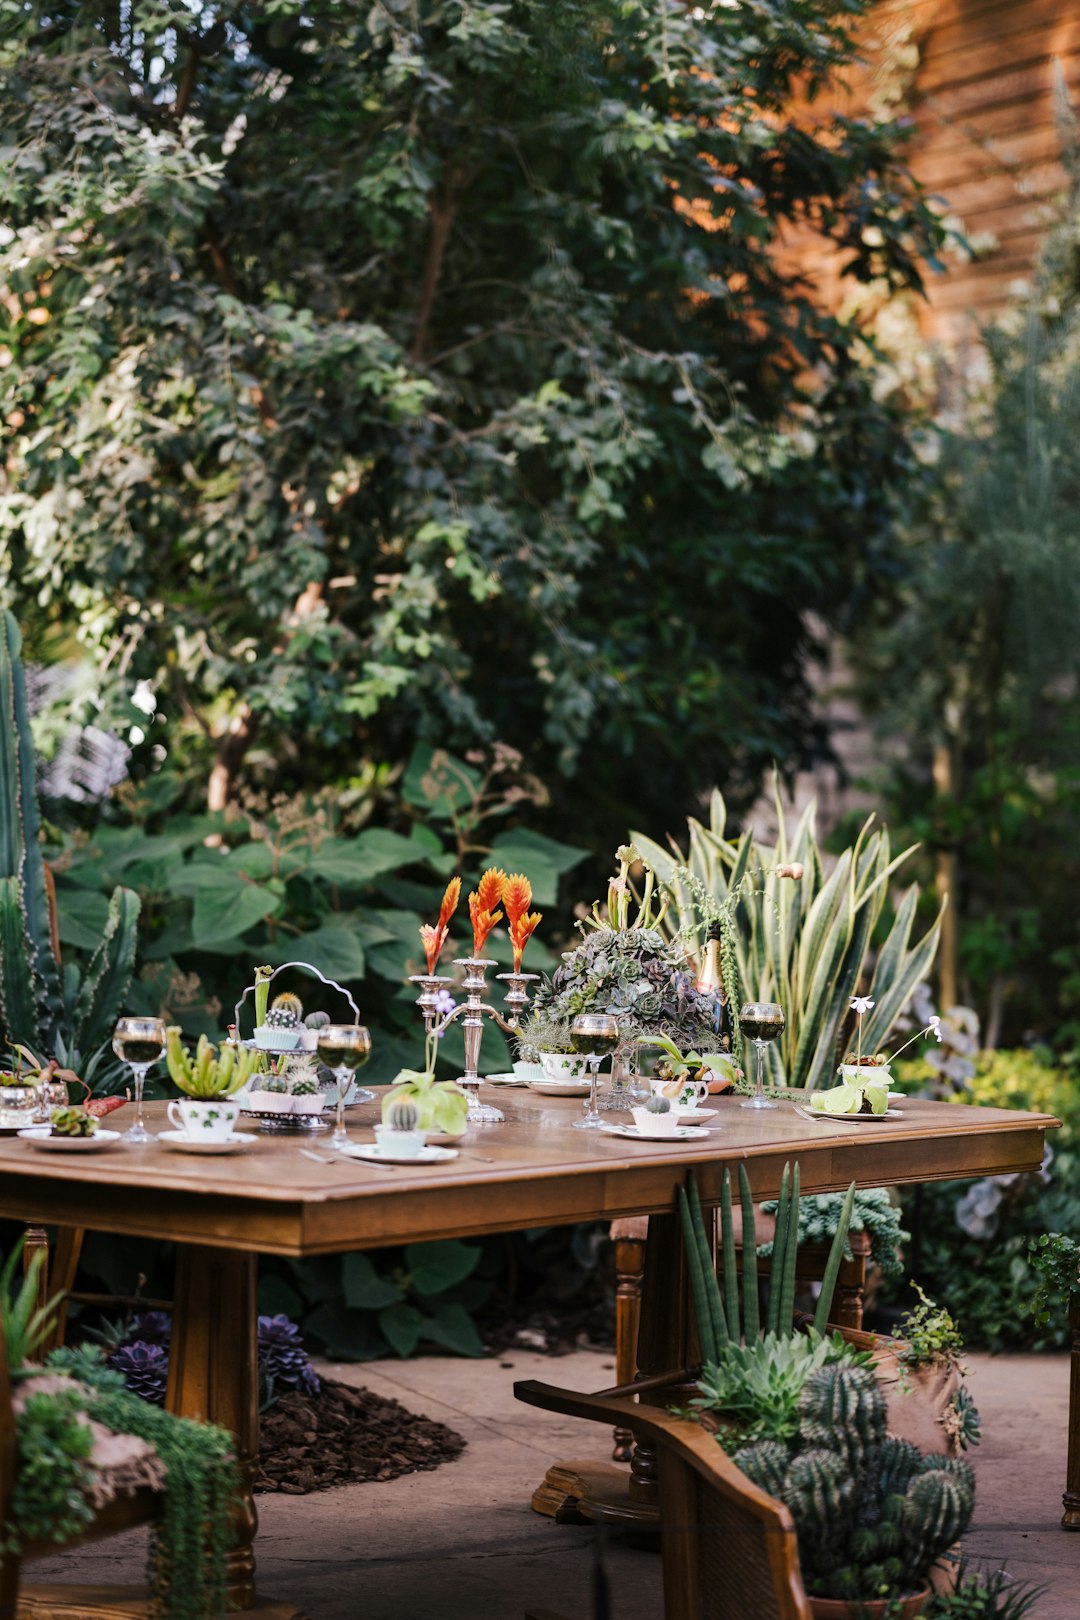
[316,1025,373,1149]
[738,1002,785,1110]
[112,1016,168,1142]
[570,1013,620,1131]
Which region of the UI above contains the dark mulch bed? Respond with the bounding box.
[255,1376,466,1495]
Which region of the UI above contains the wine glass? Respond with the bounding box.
[316,1025,373,1149]
[112,1017,168,1142]
[570,1013,620,1131]
[738,1003,785,1110]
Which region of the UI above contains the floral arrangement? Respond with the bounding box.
[811,996,944,1117]
[416,867,542,970]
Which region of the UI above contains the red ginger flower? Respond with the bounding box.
[419,876,462,974]
[469,867,505,957]
[503,872,542,970]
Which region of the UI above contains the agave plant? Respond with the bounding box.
[633,783,944,1091]
[0,611,140,1061]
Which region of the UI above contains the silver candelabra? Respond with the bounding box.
[409,958,539,1124]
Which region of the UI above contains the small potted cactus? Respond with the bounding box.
[246,1072,293,1114]
[300,1008,331,1053]
[283,1055,326,1116]
[374,1096,427,1159]
[630,1093,680,1136]
[254,993,305,1052]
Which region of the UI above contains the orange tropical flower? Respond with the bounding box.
[502,872,532,927]
[469,867,506,957]
[509,908,542,972]
[419,876,463,974]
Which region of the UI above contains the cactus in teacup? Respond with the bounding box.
[646,1094,671,1115]
[50,1105,97,1137]
[386,1098,420,1133]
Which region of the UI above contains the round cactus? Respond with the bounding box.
[386,1098,420,1132]
[645,1094,671,1114]
[50,1105,97,1138]
[262,1074,288,1095]
[289,1076,319,1097]
[304,1010,331,1030]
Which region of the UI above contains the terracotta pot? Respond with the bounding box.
[870,1341,962,1456]
[809,1585,931,1619]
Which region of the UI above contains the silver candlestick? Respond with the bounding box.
[414,958,539,1125]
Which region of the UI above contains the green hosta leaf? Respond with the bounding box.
[379,1301,425,1357]
[405,1240,481,1297]
[342,1253,404,1311]
[422,1300,486,1357]
[192,878,281,946]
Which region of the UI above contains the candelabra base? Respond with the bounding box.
[461,1084,504,1126]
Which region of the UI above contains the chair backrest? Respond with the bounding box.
[515,1380,811,1620]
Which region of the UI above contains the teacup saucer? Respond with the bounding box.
[19,1128,122,1151]
[526,1078,592,1097]
[600,1123,713,1142]
[337,1142,458,1164]
[158,1130,259,1154]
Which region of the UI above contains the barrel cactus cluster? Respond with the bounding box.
[735,1362,975,1602]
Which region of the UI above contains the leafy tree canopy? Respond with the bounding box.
[0,0,943,850]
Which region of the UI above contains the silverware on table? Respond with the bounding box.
[298,1147,397,1172]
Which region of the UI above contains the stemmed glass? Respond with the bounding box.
[570,1013,620,1131]
[112,1017,168,1143]
[316,1024,373,1149]
[738,1003,785,1110]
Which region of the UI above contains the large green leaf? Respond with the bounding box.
[192,878,281,946]
[265,926,366,983]
[421,1300,486,1357]
[342,1253,404,1311]
[402,744,482,819]
[378,1301,425,1357]
[405,1240,482,1297]
[55,887,111,952]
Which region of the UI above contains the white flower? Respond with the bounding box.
[928,1015,943,1043]
[850,996,875,1016]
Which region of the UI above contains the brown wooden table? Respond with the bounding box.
[0,1089,1057,1617]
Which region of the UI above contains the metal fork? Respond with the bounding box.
[298,1147,397,1173]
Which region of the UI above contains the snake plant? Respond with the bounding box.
[0,611,140,1058]
[633,782,944,1091]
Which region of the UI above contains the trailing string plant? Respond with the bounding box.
[2,1247,237,1620]
[677,1165,860,1446]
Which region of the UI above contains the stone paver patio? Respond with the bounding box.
[30,1347,1080,1617]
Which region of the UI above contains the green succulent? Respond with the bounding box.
[386,1099,420,1132]
[49,1106,97,1138]
[645,1094,671,1115]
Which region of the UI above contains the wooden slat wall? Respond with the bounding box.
[787,0,1080,344]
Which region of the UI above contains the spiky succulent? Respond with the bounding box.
[257,1314,320,1397]
[733,1362,975,1602]
[265,1002,301,1030]
[385,1098,420,1132]
[271,991,304,1020]
[50,1106,97,1137]
[290,1077,319,1097]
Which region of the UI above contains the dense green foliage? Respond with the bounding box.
[0,0,943,857]
[889,1047,1080,1350]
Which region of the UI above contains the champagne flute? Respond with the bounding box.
[112,1017,168,1142]
[316,1024,373,1149]
[570,1013,620,1131]
[738,1002,785,1110]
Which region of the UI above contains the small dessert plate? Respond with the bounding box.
[794,1105,904,1125]
[158,1130,259,1155]
[337,1142,458,1165]
[600,1123,713,1143]
[526,1079,592,1097]
[19,1128,122,1151]
[484,1073,529,1087]
[672,1109,715,1125]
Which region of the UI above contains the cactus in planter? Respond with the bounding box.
[645,1094,671,1115]
[262,1074,288,1095]
[0,611,140,1058]
[266,999,301,1031]
[386,1098,419,1132]
[304,1010,330,1031]
[734,1362,975,1603]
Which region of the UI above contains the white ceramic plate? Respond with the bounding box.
[19,1128,123,1151]
[671,1109,715,1125]
[600,1123,713,1142]
[794,1105,905,1125]
[0,1121,47,1137]
[337,1142,458,1165]
[484,1073,529,1087]
[526,1079,592,1097]
[158,1130,259,1155]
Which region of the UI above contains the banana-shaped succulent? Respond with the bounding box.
[50,1106,97,1137]
[166,1028,261,1099]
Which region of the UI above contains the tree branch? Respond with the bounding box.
[410,180,460,365]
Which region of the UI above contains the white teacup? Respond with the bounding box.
[374,1123,427,1158]
[167,1098,241,1141]
[540,1053,588,1082]
[648,1076,708,1111]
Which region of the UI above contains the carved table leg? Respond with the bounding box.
[610,1218,648,1463]
[1062,1294,1080,1529]
[165,1246,260,1607]
[531,1210,700,1529]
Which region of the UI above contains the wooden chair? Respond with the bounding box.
[517,1377,812,1620]
[0,1290,163,1618]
